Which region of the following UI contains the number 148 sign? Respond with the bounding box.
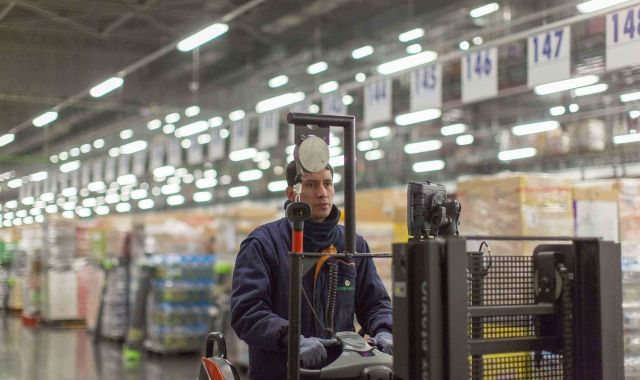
[607,5,640,71]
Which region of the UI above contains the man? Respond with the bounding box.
[230,161,393,379]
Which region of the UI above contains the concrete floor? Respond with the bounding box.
[0,312,248,380]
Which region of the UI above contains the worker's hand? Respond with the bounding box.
[299,336,327,368]
[370,331,393,355]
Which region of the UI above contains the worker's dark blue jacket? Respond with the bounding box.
[230,205,392,380]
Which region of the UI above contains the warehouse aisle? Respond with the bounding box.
[0,312,247,380]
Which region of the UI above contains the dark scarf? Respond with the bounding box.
[284,201,341,253]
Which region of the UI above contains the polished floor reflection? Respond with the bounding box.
[0,312,247,380]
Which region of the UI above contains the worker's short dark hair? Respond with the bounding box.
[286,161,334,186]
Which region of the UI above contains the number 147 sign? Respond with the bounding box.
[527,26,570,87]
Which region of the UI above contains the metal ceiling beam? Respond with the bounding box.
[0,0,16,22]
[15,1,105,39]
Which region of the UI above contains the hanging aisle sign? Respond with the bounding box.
[230,119,250,152]
[411,64,442,111]
[322,91,347,116]
[364,79,392,126]
[462,47,498,104]
[606,5,640,71]
[187,135,203,165]
[527,26,571,87]
[132,151,146,176]
[258,111,280,149]
[167,139,182,167]
[208,128,226,161]
[149,141,165,170]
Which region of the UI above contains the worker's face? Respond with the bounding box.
[287,168,334,222]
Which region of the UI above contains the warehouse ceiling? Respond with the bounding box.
[1,0,640,206]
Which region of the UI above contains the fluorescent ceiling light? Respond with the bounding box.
[229,110,245,121]
[569,103,580,113]
[395,108,442,125]
[307,61,328,75]
[50,155,58,163]
[60,160,80,173]
[329,146,342,157]
[630,110,640,119]
[185,105,200,117]
[120,129,133,139]
[406,44,422,54]
[80,144,91,153]
[41,192,55,202]
[352,45,374,59]
[511,120,559,136]
[0,133,16,147]
[29,207,41,216]
[256,92,305,113]
[119,140,147,155]
[165,113,180,124]
[154,165,175,178]
[95,205,110,215]
[498,147,537,161]
[268,180,288,192]
[193,191,212,203]
[116,202,131,213]
[377,51,438,75]
[62,201,76,211]
[138,199,154,210]
[365,150,384,161]
[208,116,223,127]
[8,179,22,190]
[196,177,218,189]
[470,2,500,18]
[21,196,34,206]
[177,23,228,52]
[398,28,424,42]
[23,216,34,224]
[61,187,77,197]
[5,200,17,208]
[621,91,640,103]
[13,218,23,225]
[130,189,148,200]
[32,111,58,127]
[369,126,391,138]
[117,174,137,186]
[93,139,105,149]
[613,133,640,144]
[228,186,249,198]
[82,198,97,208]
[88,181,106,192]
[30,171,48,182]
[549,106,566,116]
[342,95,354,105]
[238,169,263,182]
[318,81,339,94]
[357,140,379,151]
[229,147,257,161]
[412,160,445,172]
[441,123,467,136]
[163,124,176,135]
[404,140,442,154]
[573,83,608,97]
[459,41,470,51]
[161,183,180,195]
[175,121,209,138]
[220,129,230,139]
[76,208,91,218]
[285,144,296,155]
[473,36,484,45]
[70,147,80,157]
[268,75,288,88]
[355,73,367,83]
[456,134,475,145]
[16,210,27,218]
[89,77,124,98]
[330,155,345,167]
[167,194,185,206]
[308,104,320,113]
[577,0,630,13]
[147,119,162,130]
[105,193,120,204]
[534,75,599,95]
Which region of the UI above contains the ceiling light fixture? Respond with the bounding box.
[395,108,442,125]
[60,160,80,173]
[369,126,391,138]
[0,134,15,147]
[268,75,289,88]
[456,134,475,145]
[511,120,560,136]
[470,2,500,18]
[32,111,58,127]
[412,160,445,172]
[352,45,374,59]
[440,123,467,136]
[307,61,328,75]
[175,121,209,138]
[398,28,424,42]
[498,147,537,161]
[377,51,438,75]
[613,133,640,144]
[193,191,213,203]
[177,23,229,52]
[228,186,250,198]
[229,147,257,161]
[573,83,608,97]
[89,77,123,98]
[318,81,339,94]
[119,140,148,155]
[185,105,200,117]
[533,75,599,95]
[404,140,443,154]
[256,92,305,113]
[577,0,631,13]
[147,119,162,130]
[621,91,640,103]
[229,110,245,121]
[549,106,566,116]
[268,180,288,192]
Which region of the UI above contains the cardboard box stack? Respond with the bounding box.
[456,173,574,256]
